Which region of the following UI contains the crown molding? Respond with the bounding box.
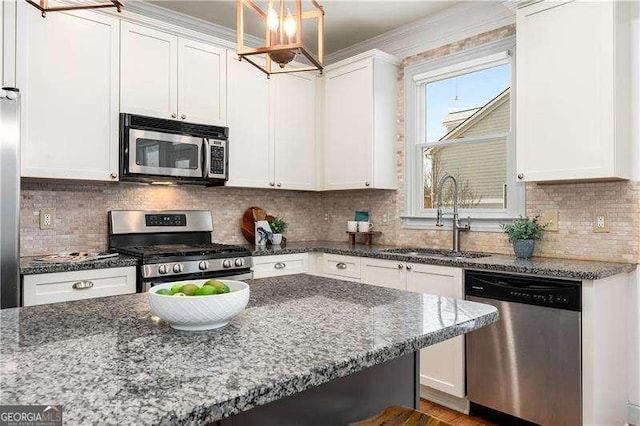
[119,0,262,49]
[325,1,515,65]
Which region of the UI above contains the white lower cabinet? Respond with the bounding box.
[252,254,309,278]
[361,258,406,290]
[23,267,136,306]
[406,264,465,398]
[360,258,465,398]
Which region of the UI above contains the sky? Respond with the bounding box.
[425,63,511,142]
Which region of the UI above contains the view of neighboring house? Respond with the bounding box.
[424,88,510,209]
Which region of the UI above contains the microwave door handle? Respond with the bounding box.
[203,139,211,178]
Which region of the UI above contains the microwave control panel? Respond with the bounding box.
[209,140,226,178]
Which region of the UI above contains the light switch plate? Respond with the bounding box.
[39,208,55,230]
[540,210,559,232]
[593,212,609,233]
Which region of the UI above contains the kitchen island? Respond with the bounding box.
[0,274,497,425]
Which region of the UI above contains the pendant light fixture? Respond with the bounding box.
[237,0,324,77]
[26,0,123,18]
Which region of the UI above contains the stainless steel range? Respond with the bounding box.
[108,210,252,292]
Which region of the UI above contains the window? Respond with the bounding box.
[403,38,523,230]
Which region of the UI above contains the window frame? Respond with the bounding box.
[402,36,524,232]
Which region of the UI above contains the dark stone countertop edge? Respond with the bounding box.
[250,244,637,281]
[162,308,499,424]
[20,255,140,275]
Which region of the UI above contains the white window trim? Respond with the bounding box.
[402,36,523,232]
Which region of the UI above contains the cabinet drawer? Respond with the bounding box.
[253,254,309,278]
[23,267,137,307]
[322,254,361,281]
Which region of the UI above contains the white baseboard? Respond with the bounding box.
[420,385,469,414]
[629,403,640,426]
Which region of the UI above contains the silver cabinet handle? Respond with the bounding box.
[269,182,275,187]
[406,265,412,271]
[365,181,370,187]
[336,262,347,270]
[517,173,524,180]
[276,182,282,187]
[398,264,404,269]
[110,172,117,179]
[274,262,286,270]
[72,280,94,290]
[181,114,187,120]
[171,113,177,118]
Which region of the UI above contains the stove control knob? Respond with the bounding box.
[158,264,169,275]
[173,263,184,273]
[235,258,244,267]
[222,259,232,268]
[198,261,210,271]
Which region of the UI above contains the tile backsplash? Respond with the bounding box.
[20,182,322,256]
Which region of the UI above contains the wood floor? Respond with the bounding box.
[419,399,495,426]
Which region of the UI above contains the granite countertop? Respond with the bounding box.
[20,254,140,275]
[0,274,497,425]
[250,241,636,281]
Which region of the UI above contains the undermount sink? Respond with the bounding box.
[380,248,491,260]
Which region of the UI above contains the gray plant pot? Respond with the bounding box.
[513,239,535,259]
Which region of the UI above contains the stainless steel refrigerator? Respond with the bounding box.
[1,87,21,308]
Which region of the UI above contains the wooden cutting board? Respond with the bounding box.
[241,207,274,244]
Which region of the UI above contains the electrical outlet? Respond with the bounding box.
[540,210,559,232]
[39,208,55,230]
[382,214,389,225]
[593,212,609,233]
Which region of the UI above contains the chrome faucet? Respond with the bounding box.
[435,174,471,253]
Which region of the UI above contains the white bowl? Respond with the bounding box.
[148,279,250,331]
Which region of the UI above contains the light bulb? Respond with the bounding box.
[284,8,296,38]
[267,3,279,32]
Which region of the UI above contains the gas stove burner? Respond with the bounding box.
[116,243,250,259]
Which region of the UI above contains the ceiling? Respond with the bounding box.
[146,0,460,54]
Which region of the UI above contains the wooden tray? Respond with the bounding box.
[241,207,274,244]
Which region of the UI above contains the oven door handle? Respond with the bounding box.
[203,139,211,178]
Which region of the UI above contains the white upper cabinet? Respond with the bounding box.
[18,4,120,181]
[177,38,227,125]
[120,21,177,120]
[227,57,272,188]
[226,58,316,191]
[323,50,399,190]
[272,72,316,190]
[121,22,227,126]
[516,0,631,182]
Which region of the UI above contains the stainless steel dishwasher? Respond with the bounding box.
[465,270,581,425]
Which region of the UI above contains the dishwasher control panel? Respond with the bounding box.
[465,270,581,311]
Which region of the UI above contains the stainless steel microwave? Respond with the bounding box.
[120,114,228,186]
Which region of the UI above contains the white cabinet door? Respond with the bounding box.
[178,38,226,126]
[226,57,272,188]
[322,254,361,281]
[361,258,406,290]
[516,1,630,182]
[121,21,178,120]
[273,72,316,190]
[406,263,465,398]
[18,4,119,181]
[252,254,309,278]
[323,59,373,190]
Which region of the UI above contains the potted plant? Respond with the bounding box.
[268,216,288,246]
[501,215,548,259]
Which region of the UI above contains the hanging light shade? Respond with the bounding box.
[236,0,324,76]
[26,0,123,18]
